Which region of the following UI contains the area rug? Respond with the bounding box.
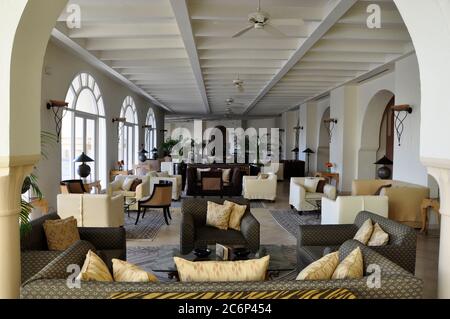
[124,209,178,240]
[270,210,321,238]
[127,245,298,281]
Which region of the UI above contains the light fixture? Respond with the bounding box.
[46,100,68,143]
[303,148,315,176]
[374,156,393,180]
[112,117,126,123]
[391,104,413,146]
[324,118,338,142]
[138,146,149,163]
[74,152,94,179]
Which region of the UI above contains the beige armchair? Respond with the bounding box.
[148,171,182,200]
[57,193,124,227]
[108,174,150,210]
[352,179,430,228]
[289,177,337,212]
[243,173,277,201]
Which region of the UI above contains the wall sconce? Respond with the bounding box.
[112,118,126,146]
[46,100,68,143]
[112,117,126,123]
[324,118,338,142]
[391,104,413,146]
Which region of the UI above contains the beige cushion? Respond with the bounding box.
[112,259,158,283]
[78,250,114,282]
[174,256,270,282]
[224,200,247,231]
[353,219,374,245]
[257,173,269,180]
[304,178,320,193]
[122,176,136,191]
[368,223,389,246]
[197,168,211,180]
[222,168,232,183]
[296,252,339,281]
[43,217,80,251]
[332,247,364,280]
[206,202,232,230]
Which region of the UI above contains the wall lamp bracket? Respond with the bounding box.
[46,100,68,143]
[391,104,413,146]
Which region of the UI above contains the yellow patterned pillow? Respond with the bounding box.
[296,252,339,281]
[224,201,247,231]
[368,223,389,246]
[332,247,363,280]
[206,201,232,230]
[174,256,270,282]
[78,250,114,282]
[43,217,80,251]
[353,219,374,245]
[112,259,158,283]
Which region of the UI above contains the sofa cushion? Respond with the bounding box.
[98,249,127,272]
[113,190,136,197]
[174,255,270,282]
[78,250,114,282]
[296,251,339,281]
[206,201,232,230]
[332,247,363,280]
[353,219,374,245]
[316,180,326,193]
[122,176,136,191]
[304,178,320,193]
[112,259,158,283]
[224,201,247,231]
[43,217,80,251]
[130,179,142,192]
[368,223,389,247]
[222,168,232,183]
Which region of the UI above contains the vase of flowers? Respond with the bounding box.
[325,162,333,173]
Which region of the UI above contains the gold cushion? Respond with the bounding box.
[43,217,80,251]
[296,252,339,281]
[224,201,247,231]
[222,168,232,184]
[353,219,374,245]
[332,247,364,280]
[206,201,232,230]
[174,255,270,282]
[112,259,158,283]
[78,250,114,282]
[368,223,389,246]
[304,178,320,193]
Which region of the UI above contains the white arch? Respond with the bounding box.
[118,96,139,168]
[145,108,157,152]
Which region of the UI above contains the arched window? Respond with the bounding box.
[145,108,157,153]
[118,96,139,169]
[61,73,107,188]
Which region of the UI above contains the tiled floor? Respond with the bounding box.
[128,179,440,298]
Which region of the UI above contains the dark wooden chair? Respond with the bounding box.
[136,181,173,225]
[60,180,88,194]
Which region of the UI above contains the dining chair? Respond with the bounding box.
[136,181,173,225]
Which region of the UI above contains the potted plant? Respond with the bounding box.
[325,162,334,173]
[161,138,180,157]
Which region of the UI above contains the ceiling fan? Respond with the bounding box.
[233,75,245,92]
[226,98,245,106]
[232,0,304,38]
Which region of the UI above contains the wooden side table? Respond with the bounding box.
[421,198,440,233]
[315,172,340,192]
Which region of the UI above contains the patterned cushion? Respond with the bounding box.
[43,217,80,251]
[206,201,232,230]
[78,250,114,282]
[109,288,356,300]
[112,259,158,283]
[296,252,339,281]
[332,247,363,280]
[122,176,136,191]
[353,219,374,245]
[174,256,270,282]
[224,201,247,231]
[367,223,389,246]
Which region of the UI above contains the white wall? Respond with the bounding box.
[37,41,165,210]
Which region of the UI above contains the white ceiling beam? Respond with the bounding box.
[67,23,180,39]
[51,28,172,113]
[100,49,188,60]
[196,38,303,50]
[310,39,408,54]
[302,51,397,64]
[244,0,358,114]
[110,60,190,68]
[203,68,278,75]
[199,50,293,60]
[120,68,194,75]
[170,0,210,114]
[291,61,378,71]
[85,38,184,50]
[201,60,284,68]
[323,25,411,41]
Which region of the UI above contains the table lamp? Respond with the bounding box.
[374,156,393,179]
[74,152,94,179]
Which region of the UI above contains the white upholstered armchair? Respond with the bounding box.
[108,174,150,210]
[242,173,277,201]
[289,177,336,212]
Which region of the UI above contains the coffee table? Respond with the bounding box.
[152,245,296,281]
[305,198,322,219]
[124,198,136,218]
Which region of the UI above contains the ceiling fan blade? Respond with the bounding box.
[232,25,254,38]
[270,18,305,26]
[264,24,287,37]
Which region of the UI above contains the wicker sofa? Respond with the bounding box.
[20,239,422,299]
[297,211,417,274]
[21,213,126,283]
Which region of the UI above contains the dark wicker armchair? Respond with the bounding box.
[180,198,260,254]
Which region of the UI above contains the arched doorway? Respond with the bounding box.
[316,107,330,172]
[358,90,395,180]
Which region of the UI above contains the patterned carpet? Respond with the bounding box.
[127,245,298,281]
[270,210,321,238]
[124,208,179,240]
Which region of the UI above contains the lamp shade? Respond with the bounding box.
[139,148,149,154]
[374,156,393,165]
[291,147,299,153]
[74,152,94,163]
[302,148,315,154]
[152,148,158,153]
